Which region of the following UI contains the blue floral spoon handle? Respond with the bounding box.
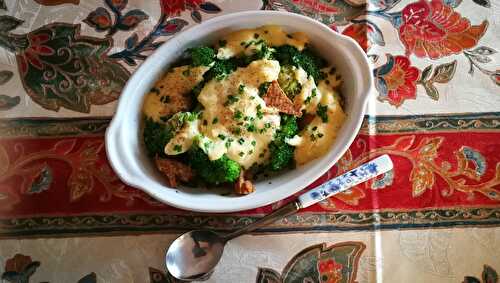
[297,154,393,208]
[223,155,393,240]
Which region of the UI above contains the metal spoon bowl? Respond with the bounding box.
[166,230,224,280]
[166,155,393,281]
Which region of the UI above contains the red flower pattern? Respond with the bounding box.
[160,0,204,16]
[5,254,33,273]
[374,55,420,107]
[399,0,488,59]
[16,33,55,75]
[317,258,343,283]
[342,23,373,52]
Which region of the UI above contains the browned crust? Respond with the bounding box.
[155,157,194,187]
[263,81,302,117]
[234,171,255,195]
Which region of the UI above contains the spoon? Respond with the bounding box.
[166,154,393,281]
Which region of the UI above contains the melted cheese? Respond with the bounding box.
[167,59,281,169]
[294,80,346,165]
[217,25,309,59]
[292,67,321,114]
[165,119,199,155]
[142,65,208,122]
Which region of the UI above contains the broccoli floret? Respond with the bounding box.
[188,46,215,67]
[240,41,275,65]
[278,65,302,98]
[143,118,174,157]
[274,45,326,83]
[144,112,199,157]
[268,115,298,171]
[187,146,241,184]
[203,58,238,81]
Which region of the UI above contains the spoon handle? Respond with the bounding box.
[223,200,301,241]
[297,154,393,208]
[223,155,393,241]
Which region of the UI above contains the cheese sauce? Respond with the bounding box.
[294,80,346,165]
[292,67,321,114]
[142,65,208,122]
[216,25,309,59]
[166,59,281,169]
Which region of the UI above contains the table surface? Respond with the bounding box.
[0,0,499,282]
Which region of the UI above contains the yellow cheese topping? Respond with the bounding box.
[165,59,281,169]
[142,65,208,122]
[292,67,321,114]
[294,80,345,165]
[216,25,309,59]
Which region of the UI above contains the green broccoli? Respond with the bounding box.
[278,65,302,98]
[187,146,241,184]
[203,58,238,81]
[143,118,174,157]
[268,114,299,171]
[188,46,215,67]
[240,41,275,65]
[143,112,199,157]
[274,45,326,83]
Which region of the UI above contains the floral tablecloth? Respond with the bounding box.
[0,0,499,282]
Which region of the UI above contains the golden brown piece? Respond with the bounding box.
[234,171,255,195]
[155,157,194,188]
[263,81,302,117]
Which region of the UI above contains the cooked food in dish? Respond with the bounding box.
[142,25,345,195]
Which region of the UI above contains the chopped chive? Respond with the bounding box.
[247,124,256,132]
[238,138,245,145]
[318,133,324,138]
[254,33,259,39]
[173,144,182,152]
[218,134,226,140]
[150,87,160,95]
[251,140,256,146]
[239,151,245,157]
[234,110,243,120]
[312,126,317,131]
[316,104,328,123]
[238,84,245,94]
[212,117,219,124]
[224,95,239,106]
